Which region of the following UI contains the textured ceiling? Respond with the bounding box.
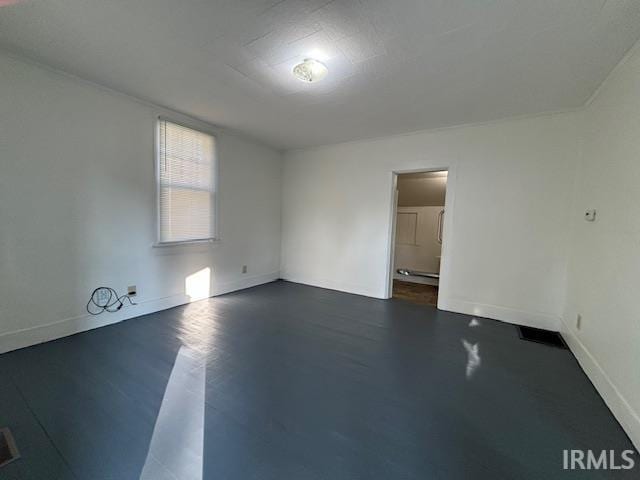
[1,0,640,149]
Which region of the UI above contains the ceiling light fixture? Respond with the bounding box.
[292,58,328,83]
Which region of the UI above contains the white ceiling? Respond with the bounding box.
[1,0,640,149]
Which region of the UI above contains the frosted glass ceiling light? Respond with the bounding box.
[292,58,328,83]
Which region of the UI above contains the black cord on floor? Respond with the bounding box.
[86,287,137,315]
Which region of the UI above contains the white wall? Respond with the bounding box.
[2,38,638,449]
[394,206,443,275]
[562,43,640,449]
[0,52,282,352]
[279,43,640,448]
[281,113,580,330]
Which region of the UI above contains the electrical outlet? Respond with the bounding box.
[127,285,137,296]
[242,265,247,274]
[97,289,110,305]
[576,313,582,330]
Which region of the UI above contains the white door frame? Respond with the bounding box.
[384,166,456,310]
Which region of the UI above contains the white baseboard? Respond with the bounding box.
[437,297,561,331]
[0,271,280,354]
[280,272,384,299]
[560,320,640,451]
[279,274,561,331]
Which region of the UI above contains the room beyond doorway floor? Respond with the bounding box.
[0,280,636,479]
[393,279,438,306]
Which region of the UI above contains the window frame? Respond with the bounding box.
[154,116,219,247]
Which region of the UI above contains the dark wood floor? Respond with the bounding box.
[393,279,438,306]
[0,281,636,479]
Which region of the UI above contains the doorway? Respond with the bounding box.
[390,170,448,306]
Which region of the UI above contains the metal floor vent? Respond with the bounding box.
[0,428,20,468]
[518,326,568,349]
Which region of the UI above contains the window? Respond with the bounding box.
[157,119,216,244]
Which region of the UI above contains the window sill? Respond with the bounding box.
[152,238,219,248]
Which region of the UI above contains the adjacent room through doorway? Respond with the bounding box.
[3,1,640,476]
[392,171,448,306]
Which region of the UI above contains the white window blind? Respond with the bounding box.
[157,119,216,243]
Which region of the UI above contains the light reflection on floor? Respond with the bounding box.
[140,346,206,480]
[462,339,481,379]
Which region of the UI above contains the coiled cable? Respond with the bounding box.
[86,287,136,315]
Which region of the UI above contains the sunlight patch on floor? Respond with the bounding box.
[140,346,206,480]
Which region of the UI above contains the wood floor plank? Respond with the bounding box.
[0,280,636,479]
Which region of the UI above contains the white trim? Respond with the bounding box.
[278,275,562,331]
[280,272,383,299]
[0,272,280,354]
[385,166,456,305]
[152,238,219,248]
[560,319,640,451]
[438,296,561,331]
[384,174,400,298]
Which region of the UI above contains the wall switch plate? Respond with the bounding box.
[584,209,596,222]
[127,285,137,296]
[242,265,247,274]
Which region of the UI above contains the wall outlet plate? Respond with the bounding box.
[576,313,582,330]
[127,285,137,296]
[242,265,247,274]
[97,289,111,305]
[584,209,596,222]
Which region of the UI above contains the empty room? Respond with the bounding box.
[1,1,639,479]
